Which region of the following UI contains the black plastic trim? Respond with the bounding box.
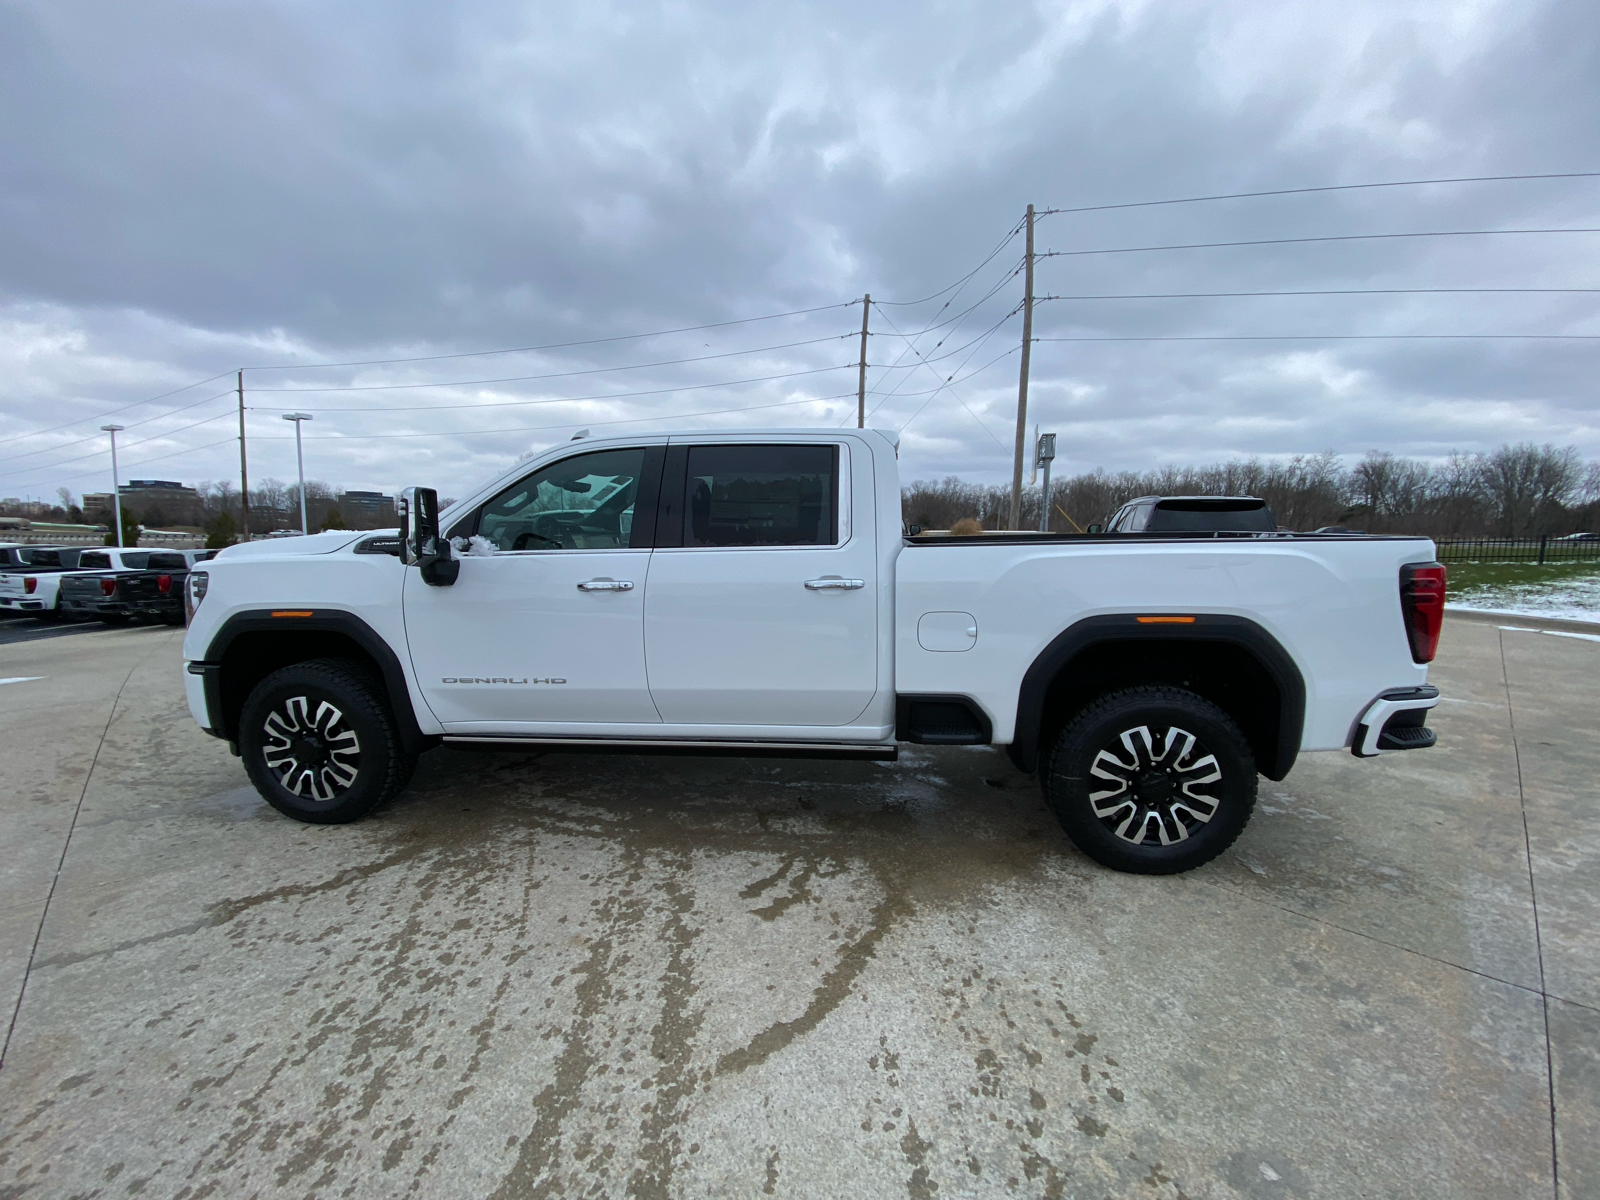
[199,609,430,753]
[1008,613,1307,780]
[653,445,690,548]
[895,694,993,745]
[443,736,896,761]
[629,445,667,550]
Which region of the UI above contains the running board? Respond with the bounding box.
[442,736,897,761]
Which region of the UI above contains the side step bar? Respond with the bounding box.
[442,736,897,761]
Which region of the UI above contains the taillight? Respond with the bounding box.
[185,571,208,623]
[101,578,117,596]
[23,577,36,594]
[1400,562,1446,663]
[157,574,173,594]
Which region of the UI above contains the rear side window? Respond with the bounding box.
[682,445,837,547]
[78,552,111,568]
[1148,501,1277,533]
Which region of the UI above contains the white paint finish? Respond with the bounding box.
[643,436,880,727]
[403,550,658,725]
[894,536,1434,748]
[183,668,209,729]
[644,542,878,726]
[917,611,977,652]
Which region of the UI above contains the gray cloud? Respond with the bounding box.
[1,0,1597,503]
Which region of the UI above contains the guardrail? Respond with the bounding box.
[1435,536,1600,564]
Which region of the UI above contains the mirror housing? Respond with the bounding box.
[398,487,459,586]
[1086,523,1104,535]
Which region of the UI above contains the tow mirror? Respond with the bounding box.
[1087,523,1104,535]
[398,487,459,586]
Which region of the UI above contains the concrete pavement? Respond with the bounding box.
[0,614,1593,1198]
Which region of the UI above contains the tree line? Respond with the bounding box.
[902,443,1600,538]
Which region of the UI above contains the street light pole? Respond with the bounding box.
[282,413,313,534]
[100,424,126,547]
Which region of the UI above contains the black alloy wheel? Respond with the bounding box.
[1043,686,1257,874]
[239,659,416,824]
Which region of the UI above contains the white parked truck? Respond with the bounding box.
[180,429,1446,873]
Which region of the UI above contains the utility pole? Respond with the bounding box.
[100,424,125,547]
[237,369,250,541]
[1008,204,1035,530]
[856,294,870,428]
[1036,432,1056,533]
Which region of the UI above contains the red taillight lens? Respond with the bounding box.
[23,577,37,594]
[157,574,173,594]
[101,578,117,596]
[1400,562,1446,664]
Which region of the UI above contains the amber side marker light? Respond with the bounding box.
[270,610,314,618]
[1136,615,1196,625]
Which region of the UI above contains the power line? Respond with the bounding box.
[872,219,1027,307]
[0,370,237,449]
[1039,228,1600,259]
[1038,288,1600,300]
[0,389,236,469]
[244,391,860,443]
[1032,334,1600,342]
[248,365,855,416]
[1036,172,1600,219]
[242,302,859,372]
[245,335,852,395]
[0,411,240,486]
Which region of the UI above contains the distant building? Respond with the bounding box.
[85,480,204,527]
[336,490,396,529]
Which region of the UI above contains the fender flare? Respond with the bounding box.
[194,609,430,753]
[1007,613,1306,780]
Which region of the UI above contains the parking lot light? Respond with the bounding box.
[282,413,313,534]
[100,424,126,547]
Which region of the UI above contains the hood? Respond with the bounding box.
[212,530,367,560]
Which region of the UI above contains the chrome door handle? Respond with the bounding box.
[577,579,634,591]
[804,577,865,590]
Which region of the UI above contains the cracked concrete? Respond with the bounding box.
[0,614,1593,1198]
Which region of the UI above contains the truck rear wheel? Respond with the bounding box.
[1042,686,1256,874]
[239,659,416,824]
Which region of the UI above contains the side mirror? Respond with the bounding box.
[1086,523,1104,535]
[398,487,459,586]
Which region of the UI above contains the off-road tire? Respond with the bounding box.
[239,658,416,824]
[1043,686,1257,874]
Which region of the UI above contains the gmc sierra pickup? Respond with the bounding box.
[181,428,1445,874]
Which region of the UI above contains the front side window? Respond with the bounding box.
[476,447,646,552]
[682,445,837,547]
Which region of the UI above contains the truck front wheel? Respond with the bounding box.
[239,659,416,824]
[1043,686,1256,874]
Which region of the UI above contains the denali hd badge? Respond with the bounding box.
[441,677,567,684]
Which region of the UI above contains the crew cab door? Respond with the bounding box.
[642,440,879,726]
[404,445,662,728]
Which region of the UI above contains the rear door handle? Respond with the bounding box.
[577,579,634,591]
[804,577,865,590]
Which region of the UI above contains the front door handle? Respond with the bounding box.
[577,579,634,591]
[804,577,865,590]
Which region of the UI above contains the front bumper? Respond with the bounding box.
[1352,686,1440,757]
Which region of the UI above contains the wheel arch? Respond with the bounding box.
[197,610,431,754]
[1006,614,1305,781]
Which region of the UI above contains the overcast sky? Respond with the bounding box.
[2,0,1598,503]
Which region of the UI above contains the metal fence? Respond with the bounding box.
[1435,536,1600,563]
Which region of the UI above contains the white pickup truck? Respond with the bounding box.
[181,428,1446,873]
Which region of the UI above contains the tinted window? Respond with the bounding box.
[478,447,646,552]
[1147,500,1277,533]
[118,552,151,568]
[147,553,187,569]
[683,445,836,547]
[79,552,111,568]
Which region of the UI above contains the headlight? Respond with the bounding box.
[185,571,209,623]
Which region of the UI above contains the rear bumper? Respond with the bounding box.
[1352,686,1440,757]
[0,598,46,610]
[63,599,132,615]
